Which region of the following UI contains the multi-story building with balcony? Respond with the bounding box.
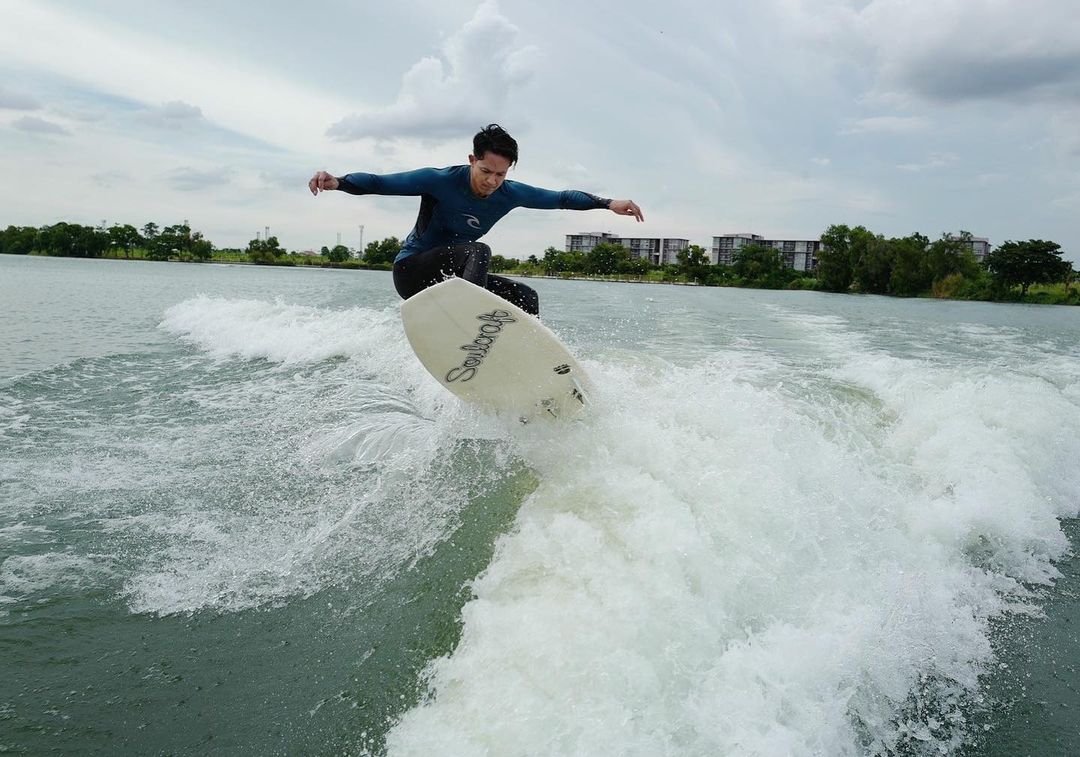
[660,238,691,265]
[948,235,992,262]
[619,237,662,265]
[712,234,820,271]
[565,233,690,266]
[565,231,621,255]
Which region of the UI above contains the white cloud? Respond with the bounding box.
[841,116,929,135]
[0,1,355,152]
[326,1,540,141]
[834,0,1080,104]
[168,166,230,192]
[11,115,69,135]
[0,86,41,110]
[139,100,205,129]
[0,0,1076,259]
[91,170,131,188]
[1050,193,1080,209]
[897,153,958,172]
[1045,106,1080,157]
[844,192,894,214]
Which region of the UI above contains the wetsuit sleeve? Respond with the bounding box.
[509,182,612,211]
[336,168,442,196]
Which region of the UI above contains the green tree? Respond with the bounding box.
[585,242,631,275]
[733,243,786,287]
[850,227,891,294]
[985,239,1073,296]
[362,236,402,266]
[620,256,652,276]
[0,225,39,255]
[189,231,213,261]
[107,224,143,258]
[677,244,711,283]
[817,224,854,292]
[148,223,204,261]
[925,232,980,285]
[325,244,350,263]
[542,246,585,274]
[491,254,520,272]
[247,235,283,265]
[39,222,108,257]
[887,233,931,296]
[142,222,159,241]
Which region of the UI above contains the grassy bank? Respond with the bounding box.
[92,247,393,271]
[13,251,1078,305]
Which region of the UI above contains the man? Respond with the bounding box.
[308,124,644,315]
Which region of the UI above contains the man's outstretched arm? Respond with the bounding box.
[308,168,441,197]
[513,184,644,222]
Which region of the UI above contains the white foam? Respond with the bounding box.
[161,295,403,367]
[385,315,1080,756]
[0,550,112,606]
[0,295,485,616]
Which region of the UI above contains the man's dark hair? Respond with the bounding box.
[473,124,518,165]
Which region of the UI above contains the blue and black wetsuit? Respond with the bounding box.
[336,165,610,315]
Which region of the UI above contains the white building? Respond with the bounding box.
[660,238,691,265]
[712,234,821,272]
[565,232,620,255]
[565,233,691,266]
[948,235,992,262]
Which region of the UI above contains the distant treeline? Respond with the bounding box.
[2,220,1075,303]
[0,221,401,268]
[492,227,1076,304]
[1,221,213,261]
[814,226,1074,302]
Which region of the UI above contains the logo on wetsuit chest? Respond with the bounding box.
[462,213,482,229]
[445,310,516,383]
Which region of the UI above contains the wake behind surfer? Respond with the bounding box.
[308,124,644,315]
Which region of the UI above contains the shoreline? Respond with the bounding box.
[4,252,1077,306]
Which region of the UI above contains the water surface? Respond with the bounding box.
[2,254,1078,755]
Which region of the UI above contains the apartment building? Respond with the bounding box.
[568,231,988,272]
[565,233,690,266]
[948,235,992,262]
[565,232,620,255]
[660,238,691,265]
[712,234,821,272]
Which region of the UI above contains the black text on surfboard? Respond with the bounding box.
[445,310,517,383]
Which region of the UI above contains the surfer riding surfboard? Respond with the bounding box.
[308,123,643,416]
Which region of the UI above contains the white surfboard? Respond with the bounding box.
[401,278,590,421]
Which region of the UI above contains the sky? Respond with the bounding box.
[1,0,1079,261]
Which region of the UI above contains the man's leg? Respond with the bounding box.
[484,275,540,316]
[393,242,492,299]
[392,242,539,315]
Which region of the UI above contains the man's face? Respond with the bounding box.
[468,152,512,198]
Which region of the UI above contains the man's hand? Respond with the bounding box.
[610,199,644,222]
[309,171,340,195]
